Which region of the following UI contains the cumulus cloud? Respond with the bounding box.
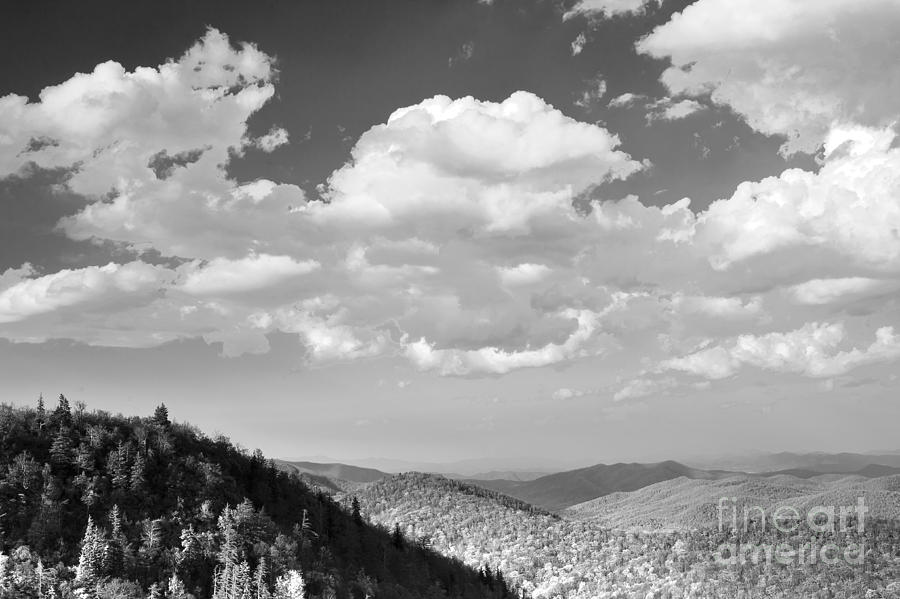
[662,322,900,380]
[638,0,900,153]
[4,24,900,387]
[0,262,173,324]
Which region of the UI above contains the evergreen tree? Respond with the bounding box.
[75,517,105,597]
[351,497,363,527]
[391,523,404,550]
[52,393,72,428]
[129,451,146,493]
[49,428,73,467]
[153,404,170,429]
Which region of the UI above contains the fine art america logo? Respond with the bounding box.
[714,496,868,567]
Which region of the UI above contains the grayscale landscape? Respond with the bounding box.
[1,0,899,597]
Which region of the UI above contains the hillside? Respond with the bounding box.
[354,472,900,598]
[566,474,900,530]
[470,460,733,511]
[0,396,508,599]
[275,460,388,484]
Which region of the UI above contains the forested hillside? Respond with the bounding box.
[566,474,900,530]
[355,473,900,599]
[0,396,508,599]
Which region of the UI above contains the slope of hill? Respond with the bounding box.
[275,459,387,483]
[566,474,900,530]
[470,460,734,511]
[354,472,900,599]
[0,396,507,599]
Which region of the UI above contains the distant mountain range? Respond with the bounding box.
[278,452,900,514]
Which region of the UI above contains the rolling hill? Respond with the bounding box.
[566,473,900,530]
[353,471,900,599]
[469,460,736,511]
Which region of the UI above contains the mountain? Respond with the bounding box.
[354,472,900,599]
[284,455,575,477]
[275,459,388,483]
[566,473,900,530]
[688,451,900,473]
[469,460,736,511]
[0,396,507,599]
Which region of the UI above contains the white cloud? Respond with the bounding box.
[697,126,900,272]
[607,92,645,108]
[565,0,658,19]
[651,98,705,121]
[662,322,900,380]
[0,262,173,324]
[180,254,320,296]
[403,309,602,375]
[571,33,587,56]
[497,263,551,287]
[638,0,900,153]
[613,377,676,401]
[788,278,898,305]
[254,126,290,152]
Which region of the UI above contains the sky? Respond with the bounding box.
[1,0,899,468]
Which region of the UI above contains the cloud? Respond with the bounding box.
[571,33,587,56]
[565,0,659,19]
[403,309,602,375]
[497,263,551,287]
[574,76,607,110]
[638,0,900,153]
[253,127,290,153]
[662,322,900,380]
[607,92,645,108]
[3,26,900,387]
[0,262,173,324]
[179,254,320,296]
[613,377,676,401]
[649,98,705,121]
[696,126,900,272]
[788,278,899,306]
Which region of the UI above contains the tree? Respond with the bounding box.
[391,523,404,550]
[351,497,363,527]
[153,404,170,429]
[49,428,73,467]
[75,517,105,597]
[274,570,305,599]
[52,393,72,428]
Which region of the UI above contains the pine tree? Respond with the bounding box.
[148,582,163,599]
[391,523,404,550]
[351,497,363,527]
[52,394,72,428]
[49,428,73,467]
[35,394,46,433]
[102,505,126,578]
[75,517,105,597]
[153,404,170,429]
[254,557,270,599]
[129,451,146,492]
